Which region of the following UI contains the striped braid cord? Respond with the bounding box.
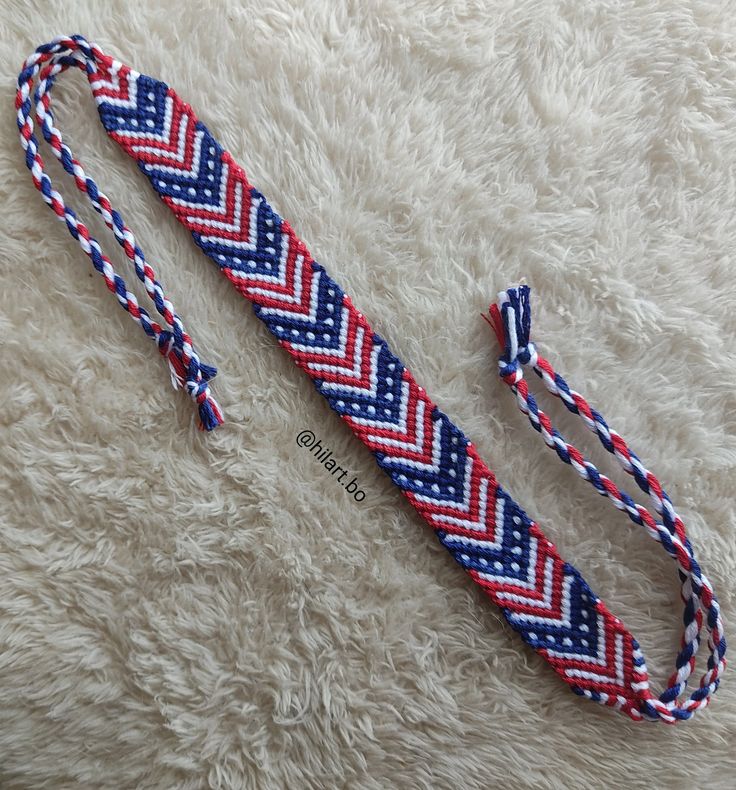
[486,286,726,721]
[15,35,725,723]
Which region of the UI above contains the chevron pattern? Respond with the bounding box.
[82,61,652,718]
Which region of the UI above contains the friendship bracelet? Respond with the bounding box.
[15,35,726,723]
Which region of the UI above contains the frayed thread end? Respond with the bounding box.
[482,284,534,380]
[197,394,224,432]
[158,331,224,431]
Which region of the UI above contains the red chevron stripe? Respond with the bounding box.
[174,165,249,232]
[287,305,372,383]
[90,64,130,101]
[350,378,436,465]
[178,155,265,240]
[111,92,191,164]
[486,550,562,611]
[225,231,309,310]
[251,224,312,306]
[546,625,635,694]
[407,453,494,531]
[422,499,497,538]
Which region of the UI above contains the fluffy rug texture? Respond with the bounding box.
[2,1,736,788]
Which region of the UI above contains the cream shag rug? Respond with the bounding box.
[1,2,736,788]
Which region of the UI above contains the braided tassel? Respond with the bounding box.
[486,285,726,722]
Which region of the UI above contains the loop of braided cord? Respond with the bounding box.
[486,285,726,722]
[15,35,223,430]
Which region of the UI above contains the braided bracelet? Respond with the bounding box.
[15,35,726,723]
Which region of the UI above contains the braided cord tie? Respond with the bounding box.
[487,286,726,721]
[15,36,223,430]
[15,36,726,723]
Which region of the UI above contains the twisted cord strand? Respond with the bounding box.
[15,35,222,430]
[486,285,726,722]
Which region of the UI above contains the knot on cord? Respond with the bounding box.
[157,331,223,431]
[484,284,537,381]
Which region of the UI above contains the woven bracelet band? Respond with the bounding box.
[15,35,726,723]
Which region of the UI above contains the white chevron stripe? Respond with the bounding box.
[140,131,205,181]
[560,631,626,688]
[306,324,363,376]
[313,331,379,393]
[114,96,178,150]
[231,234,298,293]
[376,418,444,474]
[184,173,239,223]
[197,192,261,250]
[143,129,208,181]
[564,659,624,687]
[348,379,412,435]
[239,254,307,312]
[497,552,560,610]
[429,475,497,535]
[415,454,477,515]
[546,616,612,665]
[131,108,184,160]
[366,398,426,454]
[286,305,354,364]
[475,535,544,595]
[181,164,233,219]
[264,261,320,314]
[91,60,139,108]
